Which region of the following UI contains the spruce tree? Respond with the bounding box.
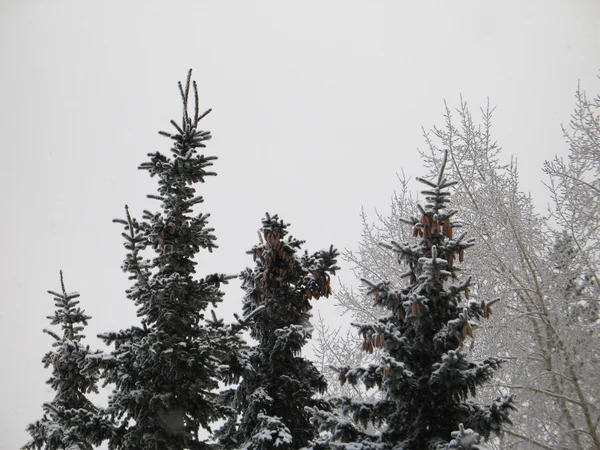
[313,153,513,449]
[23,271,111,450]
[99,70,245,450]
[219,213,339,450]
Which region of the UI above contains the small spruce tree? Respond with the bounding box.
[219,213,339,450]
[313,153,513,449]
[99,70,245,450]
[23,271,111,450]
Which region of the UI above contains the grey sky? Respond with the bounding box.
[1,1,599,448]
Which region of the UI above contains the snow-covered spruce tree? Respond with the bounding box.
[218,213,339,450]
[99,70,245,450]
[313,153,513,450]
[23,271,111,450]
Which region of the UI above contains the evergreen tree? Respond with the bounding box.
[219,213,339,450]
[99,70,245,450]
[23,271,111,450]
[313,153,513,449]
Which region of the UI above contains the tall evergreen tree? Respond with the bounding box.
[312,153,513,449]
[23,271,111,450]
[219,213,339,450]
[99,70,245,450]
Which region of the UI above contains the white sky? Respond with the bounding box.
[1,1,599,448]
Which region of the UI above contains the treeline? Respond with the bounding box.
[24,70,599,450]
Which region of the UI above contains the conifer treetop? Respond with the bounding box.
[45,270,89,344]
[219,213,338,450]
[314,152,512,449]
[100,70,245,450]
[23,272,110,450]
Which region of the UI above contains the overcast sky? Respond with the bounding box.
[1,1,599,448]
